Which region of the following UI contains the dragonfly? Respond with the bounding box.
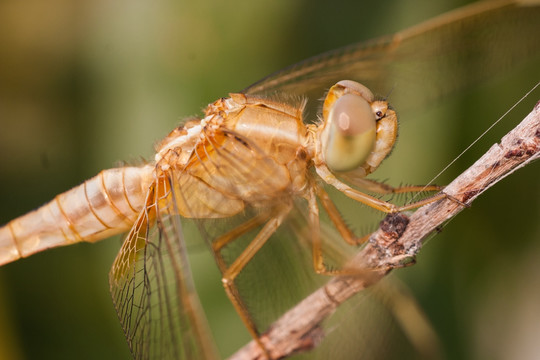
[1,0,539,359]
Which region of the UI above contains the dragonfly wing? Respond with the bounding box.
[108,127,296,359]
[244,1,540,113]
[109,181,219,360]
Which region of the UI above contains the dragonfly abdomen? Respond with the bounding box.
[0,165,153,265]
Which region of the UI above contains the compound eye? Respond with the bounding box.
[324,93,376,172]
[336,80,374,102]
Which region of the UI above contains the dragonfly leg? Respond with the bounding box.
[221,204,292,357]
[316,164,461,213]
[316,185,370,246]
[308,187,325,274]
[344,177,442,194]
[212,213,270,273]
[308,187,369,276]
[308,185,416,277]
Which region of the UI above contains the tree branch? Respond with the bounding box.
[229,101,540,360]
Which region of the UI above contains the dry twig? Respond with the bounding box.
[229,101,540,360]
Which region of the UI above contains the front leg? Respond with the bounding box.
[316,164,460,213]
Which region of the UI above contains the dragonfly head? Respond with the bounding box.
[319,80,381,173]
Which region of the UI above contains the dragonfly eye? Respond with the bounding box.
[322,91,376,172]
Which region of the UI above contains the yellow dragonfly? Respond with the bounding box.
[1,1,539,359]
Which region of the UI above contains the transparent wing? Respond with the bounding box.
[212,198,439,360]
[109,180,219,360]
[171,126,313,332]
[244,0,540,115]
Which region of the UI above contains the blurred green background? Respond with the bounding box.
[0,0,539,359]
